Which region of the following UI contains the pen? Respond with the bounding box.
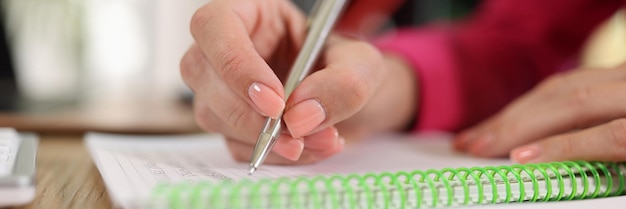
[248,0,348,175]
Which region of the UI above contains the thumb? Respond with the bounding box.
[283,37,385,138]
[510,119,626,163]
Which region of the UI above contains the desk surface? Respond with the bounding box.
[12,135,113,209]
[0,96,199,135]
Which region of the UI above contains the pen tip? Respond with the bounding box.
[248,166,256,175]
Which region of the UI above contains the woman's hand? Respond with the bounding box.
[181,0,418,165]
[454,63,626,163]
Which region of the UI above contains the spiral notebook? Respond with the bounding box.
[85,133,626,209]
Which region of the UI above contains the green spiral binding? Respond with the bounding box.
[145,161,626,209]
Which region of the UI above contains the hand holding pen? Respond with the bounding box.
[181,0,419,166]
[247,0,350,174]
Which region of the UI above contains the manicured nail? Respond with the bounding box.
[511,144,542,163]
[468,134,494,156]
[283,99,326,138]
[248,82,285,118]
[272,137,304,161]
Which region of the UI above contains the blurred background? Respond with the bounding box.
[0,0,207,133]
[0,0,624,134]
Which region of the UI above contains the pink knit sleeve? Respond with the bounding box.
[375,28,463,131]
[373,0,623,133]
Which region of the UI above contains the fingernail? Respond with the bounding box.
[248,82,285,118]
[511,144,542,163]
[453,131,477,151]
[468,134,494,156]
[283,99,326,138]
[272,137,304,161]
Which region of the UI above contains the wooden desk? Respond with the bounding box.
[0,96,200,135]
[11,135,113,209]
[1,92,199,208]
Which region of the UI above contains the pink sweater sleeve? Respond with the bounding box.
[376,28,462,131]
[375,0,624,132]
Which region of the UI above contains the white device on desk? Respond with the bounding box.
[0,128,38,207]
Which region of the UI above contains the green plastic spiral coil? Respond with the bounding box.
[146,161,626,209]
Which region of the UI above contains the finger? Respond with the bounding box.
[530,66,626,97]
[199,96,340,163]
[453,88,543,153]
[182,44,271,144]
[192,69,266,142]
[464,79,626,158]
[303,126,342,151]
[191,0,285,118]
[180,44,208,92]
[192,97,228,134]
[226,134,303,163]
[197,99,306,161]
[279,0,306,49]
[248,1,285,59]
[185,47,307,162]
[181,45,236,135]
[249,0,306,60]
[198,102,342,162]
[510,119,626,163]
[261,0,307,72]
[453,129,480,152]
[283,36,385,138]
[225,131,344,165]
[269,133,304,161]
[268,127,343,162]
[455,67,626,152]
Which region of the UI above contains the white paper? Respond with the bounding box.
[85,132,626,209]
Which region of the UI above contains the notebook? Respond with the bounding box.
[85,132,626,209]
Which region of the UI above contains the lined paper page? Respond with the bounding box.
[85,133,626,209]
[86,132,506,208]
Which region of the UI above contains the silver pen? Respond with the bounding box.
[248,0,348,175]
